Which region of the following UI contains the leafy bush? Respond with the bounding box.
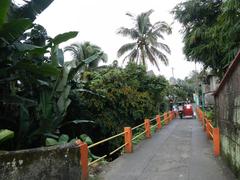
[64,62,169,158]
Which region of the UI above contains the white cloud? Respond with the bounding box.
[35,0,202,79]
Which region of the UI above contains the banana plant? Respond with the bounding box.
[0,1,102,150]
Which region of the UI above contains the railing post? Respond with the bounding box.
[199,110,202,122]
[168,111,171,122]
[213,128,220,156]
[172,111,174,120]
[198,109,201,120]
[164,112,168,125]
[156,115,162,129]
[76,140,88,180]
[202,114,205,127]
[203,118,206,131]
[167,111,170,122]
[144,119,151,138]
[206,121,210,139]
[124,127,132,153]
[197,108,199,117]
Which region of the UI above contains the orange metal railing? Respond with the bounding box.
[76,110,176,180]
[196,107,220,157]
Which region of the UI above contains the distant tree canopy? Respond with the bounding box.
[168,71,198,102]
[173,0,240,78]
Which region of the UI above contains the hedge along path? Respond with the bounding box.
[75,110,176,180]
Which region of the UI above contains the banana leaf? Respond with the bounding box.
[52,31,78,46]
[58,134,69,143]
[14,42,46,55]
[0,0,10,27]
[0,129,14,145]
[15,60,60,77]
[0,19,32,43]
[45,138,58,146]
[0,95,37,107]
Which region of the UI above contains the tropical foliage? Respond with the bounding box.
[0,129,14,145]
[168,71,198,103]
[173,0,240,77]
[0,1,171,158]
[117,9,172,70]
[0,0,90,150]
[64,41,108,72]
[64,62,169,158]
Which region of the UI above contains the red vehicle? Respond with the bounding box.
[183,104,194,118]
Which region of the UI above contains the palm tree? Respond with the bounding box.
[64,42,108,81]
[117,9,172,70]
[65,41,108,69]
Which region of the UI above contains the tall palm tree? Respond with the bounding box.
[117,9,172,70]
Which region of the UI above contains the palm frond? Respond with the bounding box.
[152,22,172,35]
[136,11,152,34]
[117,42,136,57]
[146,31,158,43]
[65,41,108,70]
[156,42,171,54]
[145,9,154,17]
[126,12,135,18]
[150,46,169,65]
[64,43,84,61]
[122,49,139,64]
[129,49,139,62]
[155,32,164,39]
[145,45,160,70]
[88,51,108,69]
[117,27,139,39]
[101,53,108,63]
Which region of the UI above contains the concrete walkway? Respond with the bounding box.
[99,118,236,180]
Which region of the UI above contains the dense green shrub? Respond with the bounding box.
[64,63,169,158]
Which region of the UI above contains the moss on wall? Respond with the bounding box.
[221,135,240,178]
[215,61,240,178]
[0,143,81,180]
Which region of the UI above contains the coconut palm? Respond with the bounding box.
[65,41,108,69]
[117,9,172,70]
[64,42,108,81]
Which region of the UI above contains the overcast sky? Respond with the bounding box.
[35,0,202,79]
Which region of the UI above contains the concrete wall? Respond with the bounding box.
[0,143,81,180]
[215,61,240,178]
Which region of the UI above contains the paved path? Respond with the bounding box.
[99,118,236,180]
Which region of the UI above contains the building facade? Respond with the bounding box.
[214,51,240,177]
